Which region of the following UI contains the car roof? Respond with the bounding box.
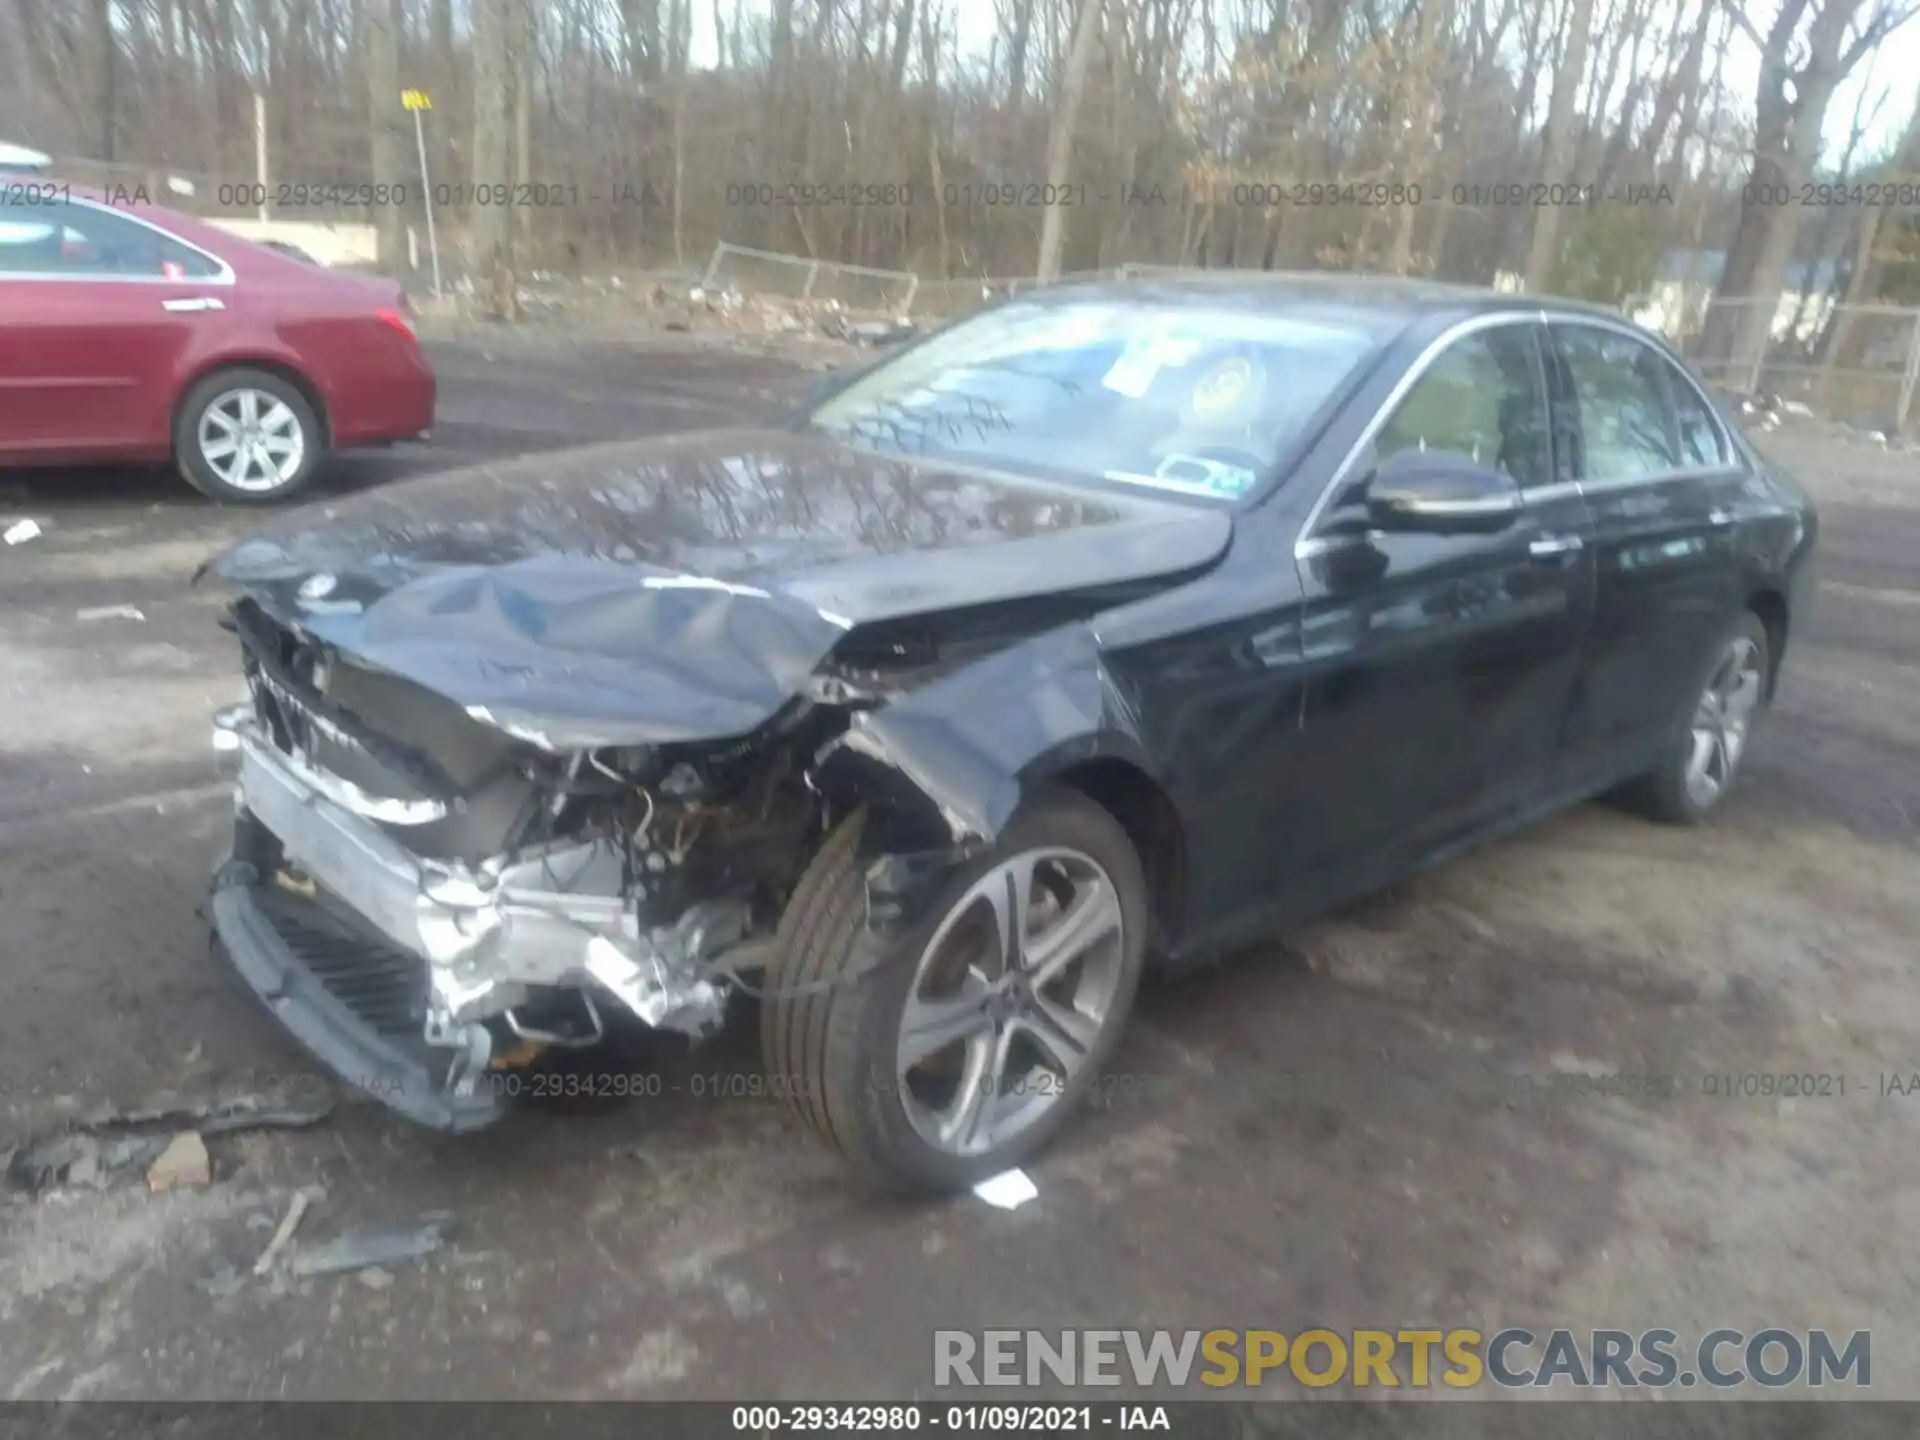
[1025,271,1634,328]
[0,141,52,172]
[43,185,239,251]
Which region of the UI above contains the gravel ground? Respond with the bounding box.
[0,335,1916,1402]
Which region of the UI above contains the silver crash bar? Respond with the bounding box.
[229,723,729,1036]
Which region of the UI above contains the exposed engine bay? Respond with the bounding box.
[214,597,853,1103]
[195,426,1233,1142]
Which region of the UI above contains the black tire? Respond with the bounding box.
[762,791,1149,1191]
[174,367,324,504]
[1619,610,1772,825]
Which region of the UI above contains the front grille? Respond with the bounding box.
[231,600,461,800]
[251,882,429,1044]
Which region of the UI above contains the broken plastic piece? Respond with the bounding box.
[254,1187,322,1275]
[290,1217,452,1278]
[972,1168,1039,1210]
[146,1132,212,1192]
[4,1094,333,1196]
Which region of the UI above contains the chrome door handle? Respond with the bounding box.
[1529,534,1584,558]
[162,297,225,313]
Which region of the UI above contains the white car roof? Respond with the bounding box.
[0,142,53,172]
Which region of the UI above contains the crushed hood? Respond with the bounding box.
[203,429,1232,749]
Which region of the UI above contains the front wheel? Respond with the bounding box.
[174,369,323,503]
[762,792,1148,1191]
[1621,611,1771,824]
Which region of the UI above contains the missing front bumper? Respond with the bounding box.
[208,842,507,1133]
[208,720,747,1131]
[225,723,730,1037]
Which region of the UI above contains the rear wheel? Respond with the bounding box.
[762,792,1148,1191]
[1621,611,1770,824]
[175,368,323,503]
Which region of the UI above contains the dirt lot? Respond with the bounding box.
[1,333,1916,1402]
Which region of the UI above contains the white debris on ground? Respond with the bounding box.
[971,1168,1040,1210]
[144,1133,211,1194]
[1727,389,1916,451]
[4,519,43,545]
[433,269,919,351]
[252,1186,321,1275]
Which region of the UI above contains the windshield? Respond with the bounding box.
[810,298,1387,502]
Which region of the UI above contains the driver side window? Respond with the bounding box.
[1374,324,1551,489]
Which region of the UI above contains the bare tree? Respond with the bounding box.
[364,0,408,273]
[1524,0,1599,290]
[1036,0,1104,280]
[1705,0,1920,368]
[470,0,516,318]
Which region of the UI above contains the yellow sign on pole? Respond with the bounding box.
[402,89,432,111]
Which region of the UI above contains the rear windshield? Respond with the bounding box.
[810,298,1386,502]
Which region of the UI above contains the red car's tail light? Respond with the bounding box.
[376,306,417,341]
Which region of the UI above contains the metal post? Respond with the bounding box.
[1898,311,1920,437]
[701,241,727,290]
[412,108,442,299]
[1745,299,1768,396]
[802,261,820,298]
[253,93,269,222]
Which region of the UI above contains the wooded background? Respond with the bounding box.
[5,0,1920,365]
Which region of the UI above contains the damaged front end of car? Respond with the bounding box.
[195,431,1232,1136]
[202,582,1134,1132]
[207,592,852,1129]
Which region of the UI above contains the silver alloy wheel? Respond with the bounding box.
[1685,635,1763,807]
[197,388,306,493]
[895,847,1127,1158]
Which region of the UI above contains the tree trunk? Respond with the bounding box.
[1035,0,1102,281]
[95,0,118,160]
[888,0,915,91]
[1822,100,1920,384]
[1523,0,1597,291]
[471,0,516,318]
[1389,0,1447,274]
[1628,0,1709,180]
[364,0,408,274]
[1006,0,1035,110]
[1709,0,1861,374]
[513,0,533,258]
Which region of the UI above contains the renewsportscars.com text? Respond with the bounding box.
[933,1327,1870,1390]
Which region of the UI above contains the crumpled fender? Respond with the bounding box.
[809,621,1157,863]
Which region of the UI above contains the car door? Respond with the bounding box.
[1285,315,1595,895]
[0,195,232,459]
[1544,320,1749,791]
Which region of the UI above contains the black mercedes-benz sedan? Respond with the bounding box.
[201,276,1817,1189]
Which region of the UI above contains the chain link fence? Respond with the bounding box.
[1630,292,1920,434]
[700,242,919,313]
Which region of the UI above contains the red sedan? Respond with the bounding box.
[0,180,434,503]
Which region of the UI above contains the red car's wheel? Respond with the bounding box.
[174,368,324,504]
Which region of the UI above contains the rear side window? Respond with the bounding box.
[1555,326,1678,483]
[0,197,222,279]
[1667,368,1731,468]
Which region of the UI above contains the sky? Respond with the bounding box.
[687,1,1920,168]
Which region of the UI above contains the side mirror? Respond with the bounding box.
[1364,448,1522,535]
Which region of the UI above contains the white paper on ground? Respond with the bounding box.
[971,1168,1039,1210]
[4,519,43,545]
